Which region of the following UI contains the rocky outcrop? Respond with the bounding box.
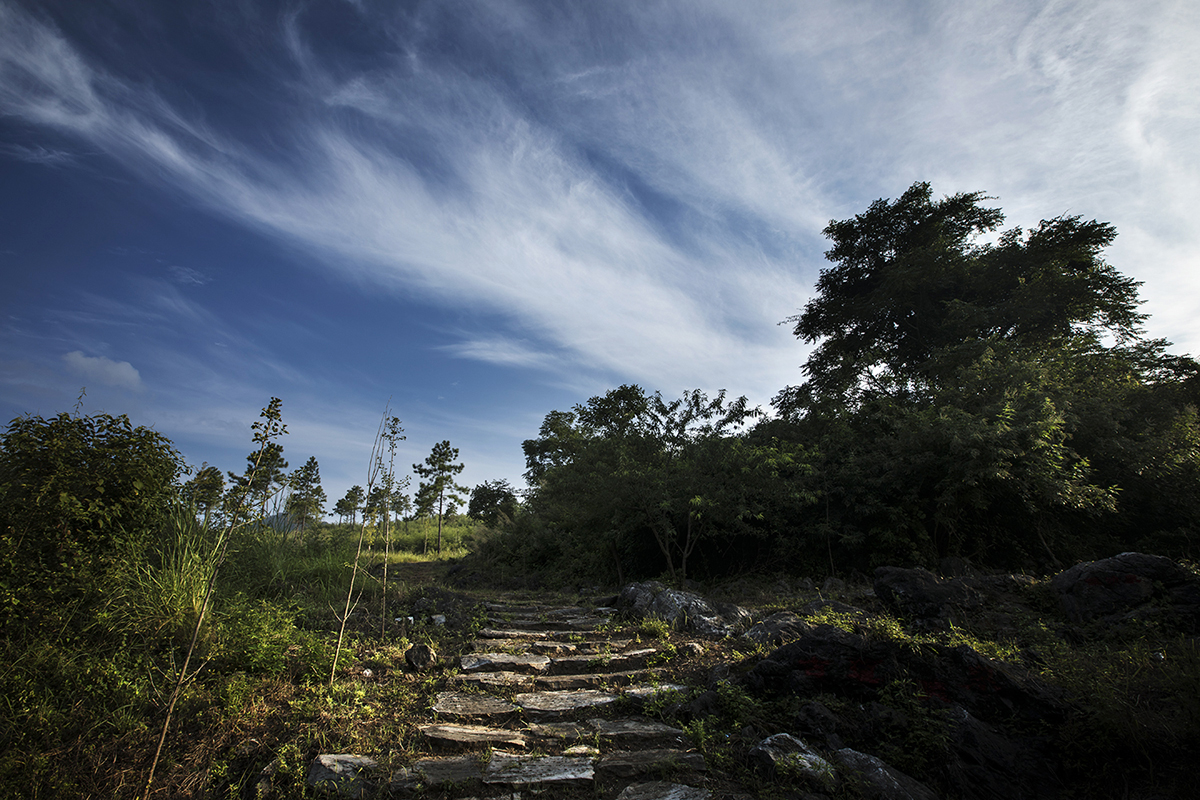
[615,581,751,636]
[1050,552,1200,630]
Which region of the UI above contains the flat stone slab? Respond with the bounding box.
[551,648,657,674]
[452,672,537,690]
[419,723,526,748]
[597,749,706,780]
[484,751,595,785]
[433,691,519,717]
[624,684,689,704]
[501,617,607,631]
[411,755,484,785]
[617,782,712,800]
[587,718,686,745]
[515,689,619,716]
[535,668,658,690]
[460,653,551,673]
[477,628,554,639]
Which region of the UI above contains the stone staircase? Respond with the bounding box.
[385,600,713,799]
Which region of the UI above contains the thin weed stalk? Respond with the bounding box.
[142,398,287,800]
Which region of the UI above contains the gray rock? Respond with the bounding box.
[307,754,377,798]
[833,748,939,800]
[405,643,437,671]
[432,691,518,718]
[745,611,811,646]
[515,689,619,716]
[483,751,595,785]
[419,723,527,748]
[460,653,551,673]
[748,733,839,791]
[616,581,751,636]
[1050,552,1200,628]
[596,749,706,780]
[616,782,712,800]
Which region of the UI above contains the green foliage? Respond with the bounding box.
[0,407,183,628]
[516,385,818,582]
[770,183,1200,570]
[469,479,519,527]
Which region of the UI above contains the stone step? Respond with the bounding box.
[460,652,551,674]
[451,667,662,692]
[490,616,607,631]
[597,749,707,781]
[515,689,620,717]
[451,671,537,691]
[432,691,519,718]
[548,648,657,674]
[483,751,594,786]
[418,723,527,748]
[535,668,661,690]
[527,717,686,747]
[406,755,484,787]
[617,782,712,800]
[472,637,632,655]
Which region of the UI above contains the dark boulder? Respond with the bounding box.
[1050,552,1200,630]
[874,566,982,622]
[832,748,939,800]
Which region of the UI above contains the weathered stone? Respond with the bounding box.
[747,733,838,791]
[596,749,706,780]
[307,754,377,798]
[833,748,939,800]
[452,671,536,690]
[460,653,551,673]
[550,648,657,674]
[411,755,484,785]
[587,717,686,746]
[943,705,1061,800]
[616,781,711,800]
[616,581,751,636]
[419,723,526,748]
[477,627,552,639]
[624,683,689,706]
[1051,552,1200,629]
[484,751,595,785]
[535,668,657,690]
[745,611,811,646]
[515,689,618,716]
[405,643,437,671]
[432,691,518,718]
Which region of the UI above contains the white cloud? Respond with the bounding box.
[62,351,143,391]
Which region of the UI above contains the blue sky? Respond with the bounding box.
[2,0,1198,511]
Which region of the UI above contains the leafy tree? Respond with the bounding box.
[524,385,815,581]
[285,456,327,533]
[469,479,519,528]
[413,440,467,556]
[181,464,225,523]
[773,183,1199,568]
[0,408,184,626]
